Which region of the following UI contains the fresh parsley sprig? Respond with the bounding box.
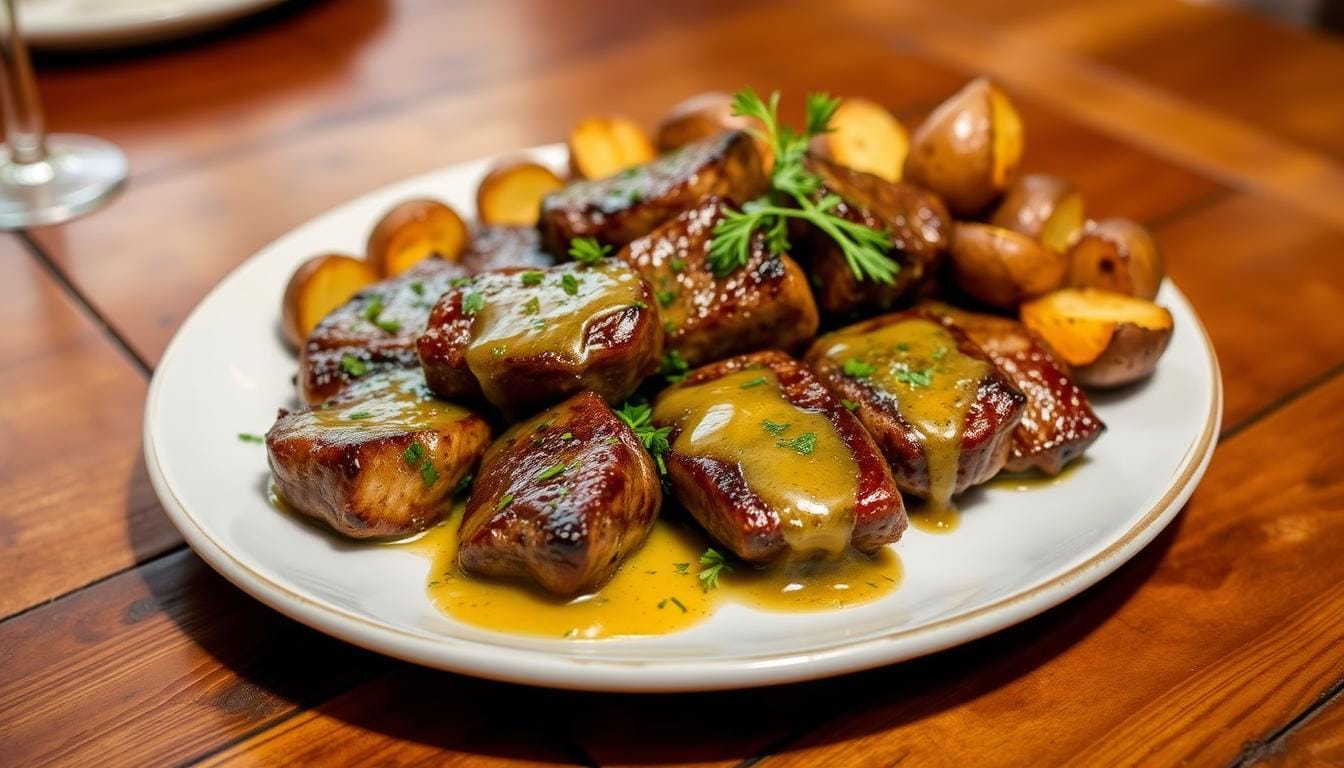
[708,89,898,284]
[698,548,733,591]
[569,236,612,264]
[615,400,672,475]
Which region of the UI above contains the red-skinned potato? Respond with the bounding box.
[904,78,1024,216]
[367,199,469,277]
[990,174,1085,253]
[281,253,379,347]
[949,222,1067,309]
[476,160,564,226]
[1021,288,1174,388]
[1066,218,1164,300]
[809,97,908,182]
[568,115,656,180]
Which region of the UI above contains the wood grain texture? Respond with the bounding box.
[1253,687,1344,767]
[0,248,175,618]
[0,550,386,768]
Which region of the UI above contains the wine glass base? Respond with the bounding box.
[0,133,127,228]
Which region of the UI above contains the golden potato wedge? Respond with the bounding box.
[476,160,564,226]
[367,199,469,277]
[568,115,656,180]
[281,253,379,348]
[950,222,1067,309]
[656,92,751,150]
[903,78,1024,216]
[1067,218,1164,300]
[809,97,908,182]
[1021,288,1174,388]
[990,174,1085,253]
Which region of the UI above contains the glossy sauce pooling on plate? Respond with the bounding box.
[464,261,646,405]
[816,318,988,526]
[289,368,475,440]
[408,513,901,639]
[652,368,859,555]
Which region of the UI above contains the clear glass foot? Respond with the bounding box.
[0,133,126,228]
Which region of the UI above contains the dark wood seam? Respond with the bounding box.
[1230,675,1344,766]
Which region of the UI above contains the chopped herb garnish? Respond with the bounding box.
[453,473,474,496]
[707,90,897,284]
[673,562,690,575]
[698,548,733,591]
[932,345,949,361]
[761,419,790,435]
[237,432,265,444]
[346,410,373,420]
[402,442,425,466]
[374,317,401,334]
[362,297,384,322]
[420,462,439,487]
[841,399,860,412]
[842,358,875,378]
[668,258,686,274]
[561,273,579,296]
[655,289,678,307]
[535,418,554,432]
[340,354,370,376]
[740,375,768,389]
[895,367,934,388]
[630,300,649,310]
[777,431,818,455]
[563,628,578,638]
[569,237,611,264]
[659,350,690,382]
[461,292,485,315]
[896,342,910,352]
[663,320,678,334]
[536,463,567,481]
[520,271,544,287]
[615,400,672,475]
[496,493,514,511]
[522,296,541,315]
[449,276,473,288]
[560,432,574,440]
[409,280,425,296]
[658,596,688,613]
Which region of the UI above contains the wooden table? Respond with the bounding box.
[3,0,1342,764]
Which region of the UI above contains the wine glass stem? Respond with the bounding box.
[0,0,46,165]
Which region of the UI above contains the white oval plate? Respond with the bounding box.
[19,0,285,50]
[144,145,1222,692]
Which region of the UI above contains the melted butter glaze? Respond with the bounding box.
[405,510,901,639]
[652,368,859,556]
[291,368,474,441]
[818,318,987,527]
[465,261,645,405]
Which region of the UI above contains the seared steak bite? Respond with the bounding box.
[652,351,906,563]
[805,311,1026,509]
[615,197,819,366]
[461,225,555,273]
[267,368,491,539]
[458,391,661,596]
[298,259,468,406]
[798,156,951,315]
[539,130,768,256]
[923,303,1105,475]
[416,260,662,418]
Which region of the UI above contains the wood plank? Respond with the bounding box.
[832,0,1344,230]
[0,248,176,618]
[30,0,968,367]
[1253,686,1344,766]
[691,374,1344,767]
[0,550,385,768]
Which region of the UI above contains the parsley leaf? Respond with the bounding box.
[362,296,384,323]
[536,463,567,481]
[568,237,611,264]
[777,431,818,455]
[841,399,860,412]
[340,354,370,376]
[561,273,580,296]
[655,289,678,307]
[668,258,686,274]
[522,296,541,315]
[761,419,791,435]
[496,493,514,511]
[461,292,485,315]
[449,276,473,289]
[237,432,265,444]
[520,271,544,286]
[895,367,933,387]
[659,349,690,382]
[420,462,439,487]
[740,375,768,389]
[453,473,474,496]
[374,317,401,334]
[409,281,425,296]
[842,358,875,378]
[698,548,734,591]
[615,400,673,475]
[673,562,690,575]
[402,442,425,466]
[346,410,372,420]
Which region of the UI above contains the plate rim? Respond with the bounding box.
[143,152,1223,692]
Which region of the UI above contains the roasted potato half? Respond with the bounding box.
[950,222,1067,309]
[1021,289,1174,388]
[476,160,564,226]
[904,78,1024,216]
[1067,218,1164,300]
[810,97,908,182]
[657,92,754,150]
[568,115,656,180]
[990,173,1085,253]
[281,253,379,347]
[367,199,469,276]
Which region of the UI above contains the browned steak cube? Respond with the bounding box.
[458,391,660,596]
[267,368,491,539]
[298,259,468,406]
[615,196,819,366]
[538,130,768,256]
[461,225,555,273]
[416,260,662,418]
[923,303,1105,475]
[651,351,906,563]
[805,311,1026,510]
[798,156,951,315]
